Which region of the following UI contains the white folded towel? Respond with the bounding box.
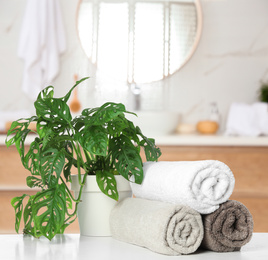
[225,102,268,136]
[130,160,235,214]
[18,0,66,100]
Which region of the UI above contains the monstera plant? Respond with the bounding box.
[6,77,161,240]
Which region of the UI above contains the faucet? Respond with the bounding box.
[130,83,141,111]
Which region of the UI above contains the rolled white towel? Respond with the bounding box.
[130,160,235,214]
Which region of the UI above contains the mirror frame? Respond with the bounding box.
[76,0,203,79]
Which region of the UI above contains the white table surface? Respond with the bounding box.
[0,233,267,260]
[2,134,268,147]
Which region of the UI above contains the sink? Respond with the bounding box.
[126,111,180,137]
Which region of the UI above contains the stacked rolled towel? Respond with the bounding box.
[202,200,254,252]
[110,160,253,255]
[130,160,235,214]
[110,197,204,256]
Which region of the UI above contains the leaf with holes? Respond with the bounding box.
[34,97,72,125]
[72,115,86,132]
[107,114,129,135]
[36,119,57,147]
[6,116,37,147]
[76,125,108,156]
[14,129,31,162]
[110,135,143,184]
[26,176,43,189]
[6,117,38,164]
[32,184,67,240]
[96,170,118,201]
[136,126,161,161]
[23,196,35,236]
[24,138,42,175]
[11,194,28,233]
[37,85,54,100]
[40,148,65,186]
[85,102,126,125]
[122,119,140,144]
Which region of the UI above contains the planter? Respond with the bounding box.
[71,174,132,236]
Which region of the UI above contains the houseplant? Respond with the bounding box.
[6,77,161,240]
[259,81,268,103]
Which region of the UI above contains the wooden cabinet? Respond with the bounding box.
[1,144,268,233]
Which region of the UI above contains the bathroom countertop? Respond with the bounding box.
[1,134,268,147]
[0,233,267,260]
[153,134,268,146]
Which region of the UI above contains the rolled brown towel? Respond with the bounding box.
[202,200,254,252]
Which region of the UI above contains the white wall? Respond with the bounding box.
[168,0,268,128]
[1,0,268,130]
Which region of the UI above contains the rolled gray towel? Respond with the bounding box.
[202,200,254,252]
[110,198,204,256]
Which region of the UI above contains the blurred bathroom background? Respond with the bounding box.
[1,0,268,234]
[1,0,268,135]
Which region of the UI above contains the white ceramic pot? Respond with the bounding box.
[71,174,132,236]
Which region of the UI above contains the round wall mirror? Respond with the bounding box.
[77,0,202,85]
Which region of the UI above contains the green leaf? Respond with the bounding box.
[76,125,108,156]
[6,116,37,150]
[23,196,34,236]
[107,114,129,135]
[72,115,86,132]
[26,176,43,188]
[24,139,42,175]
[40,148,65,186]
[122,119,140,144]
[11,194,28,233]
[136,126,161,161]
[32,184,67,240]
[34,97,72,125]
[96,170,119,201]
[110,134,143,184]
[5,121,21,147]
[61,77,89,103]
[37,85,54,100]
[36,119,56,143]
[15,129,31,159]
[83,102,126,125]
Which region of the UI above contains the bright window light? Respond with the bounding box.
[78,0,197,84]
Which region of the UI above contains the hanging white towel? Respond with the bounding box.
[225,102,268,136]
[18,0,66,100]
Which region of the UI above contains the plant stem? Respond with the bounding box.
[66,172,88,218]
[66,127,87,186]
[60,176,78,203]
